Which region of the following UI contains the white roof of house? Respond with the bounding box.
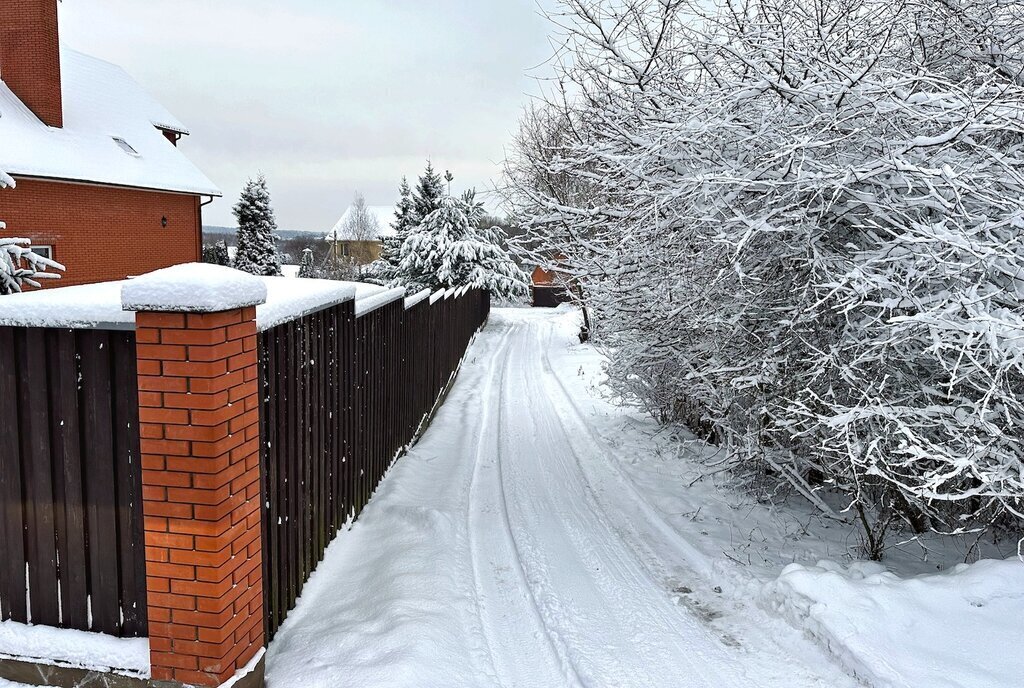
[0,47,220,196]
[324,205,398,242]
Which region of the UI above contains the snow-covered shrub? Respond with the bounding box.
[399,194,528,298]
[233,175,282,277]
[1,237,65,295]
[1,176,65,294]
[505,0,1024,555]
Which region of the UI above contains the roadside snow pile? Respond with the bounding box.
[0,620,149,677]
[762,557,1024,688]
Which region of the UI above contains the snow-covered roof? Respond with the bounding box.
[0,47,220,196]
[324,205,398,242]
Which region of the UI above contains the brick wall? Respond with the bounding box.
[0,0,63,127]
[135,307,264,687]
[0,178,202,287]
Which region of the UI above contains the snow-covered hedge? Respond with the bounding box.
[506,0,1024,555]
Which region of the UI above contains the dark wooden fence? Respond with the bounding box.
[0,286,489,644]
[0,326,148,638]
[258,288,490,640]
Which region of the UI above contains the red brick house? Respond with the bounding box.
[0,0,220,288]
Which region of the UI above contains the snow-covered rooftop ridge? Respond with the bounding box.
[355,288,407,318]
[324,205,399,242]
[0,620,150,678]
[0,47,220,196]
[122,264,268,313]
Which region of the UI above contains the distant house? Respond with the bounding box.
[531,259,572,308]
[323,205,397,265]
[0,0,220,288]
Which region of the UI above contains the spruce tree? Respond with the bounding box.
[379,177,414,269]
[202,240,230,266]
[398,194,528,298]
[233,175,282,277]
[412,161,446,224]
[298,247,318,278]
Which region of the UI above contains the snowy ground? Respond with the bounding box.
[266,308,864,687]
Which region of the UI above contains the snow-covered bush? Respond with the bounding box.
[1,176,65,294]
[399,194,528,298]
[233,175,282,277]
[505,0,1024,555]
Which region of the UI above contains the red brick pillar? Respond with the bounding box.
[123,266,267,687]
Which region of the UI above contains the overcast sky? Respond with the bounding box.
[58,1,554,231]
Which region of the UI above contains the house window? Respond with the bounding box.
[112,137,140,156]
[30,245,53,260]
[342,245,350,257]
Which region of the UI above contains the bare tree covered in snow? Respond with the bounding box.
[341,192,382,242]
[0,174,64,295]
[505,0,1024,556]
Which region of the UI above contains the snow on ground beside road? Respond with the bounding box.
[266,307,860,688]
[538,307,1022,688]
[762,558,1024,688]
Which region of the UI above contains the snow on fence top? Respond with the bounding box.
[122,264,267,313]
[0,268,391,330]
[429,288,447,305]
[257,277,378,332]
[404,289,432,309]
[354,288,407,318]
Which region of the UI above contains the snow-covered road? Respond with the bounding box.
[266,308,858,688]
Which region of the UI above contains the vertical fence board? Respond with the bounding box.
[0,327,27,625]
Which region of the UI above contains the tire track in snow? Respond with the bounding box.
[466,316,585,688]
[531,316,860,687]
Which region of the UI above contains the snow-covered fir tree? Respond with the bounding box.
[233,175,281,277]
[412,161,446,225]
[398,193,527,298]
[298,247,318,278]
[202,240,230,266]
[378,177,415,269]
[1,175,64,295]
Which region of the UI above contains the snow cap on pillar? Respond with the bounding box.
[121,262,268,313]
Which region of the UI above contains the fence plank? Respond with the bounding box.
[49,329,89,631]
[0,327,28,624]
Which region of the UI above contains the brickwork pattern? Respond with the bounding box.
[0,179,202,288]
[0,0,64,127]
[135,307,264,687]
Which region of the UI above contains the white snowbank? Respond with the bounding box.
[0,621,149,677]
[122,263,267,313]
[761,557,1024,688]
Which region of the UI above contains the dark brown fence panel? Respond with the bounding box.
[0,327,147,638]
[259,289,489,640]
